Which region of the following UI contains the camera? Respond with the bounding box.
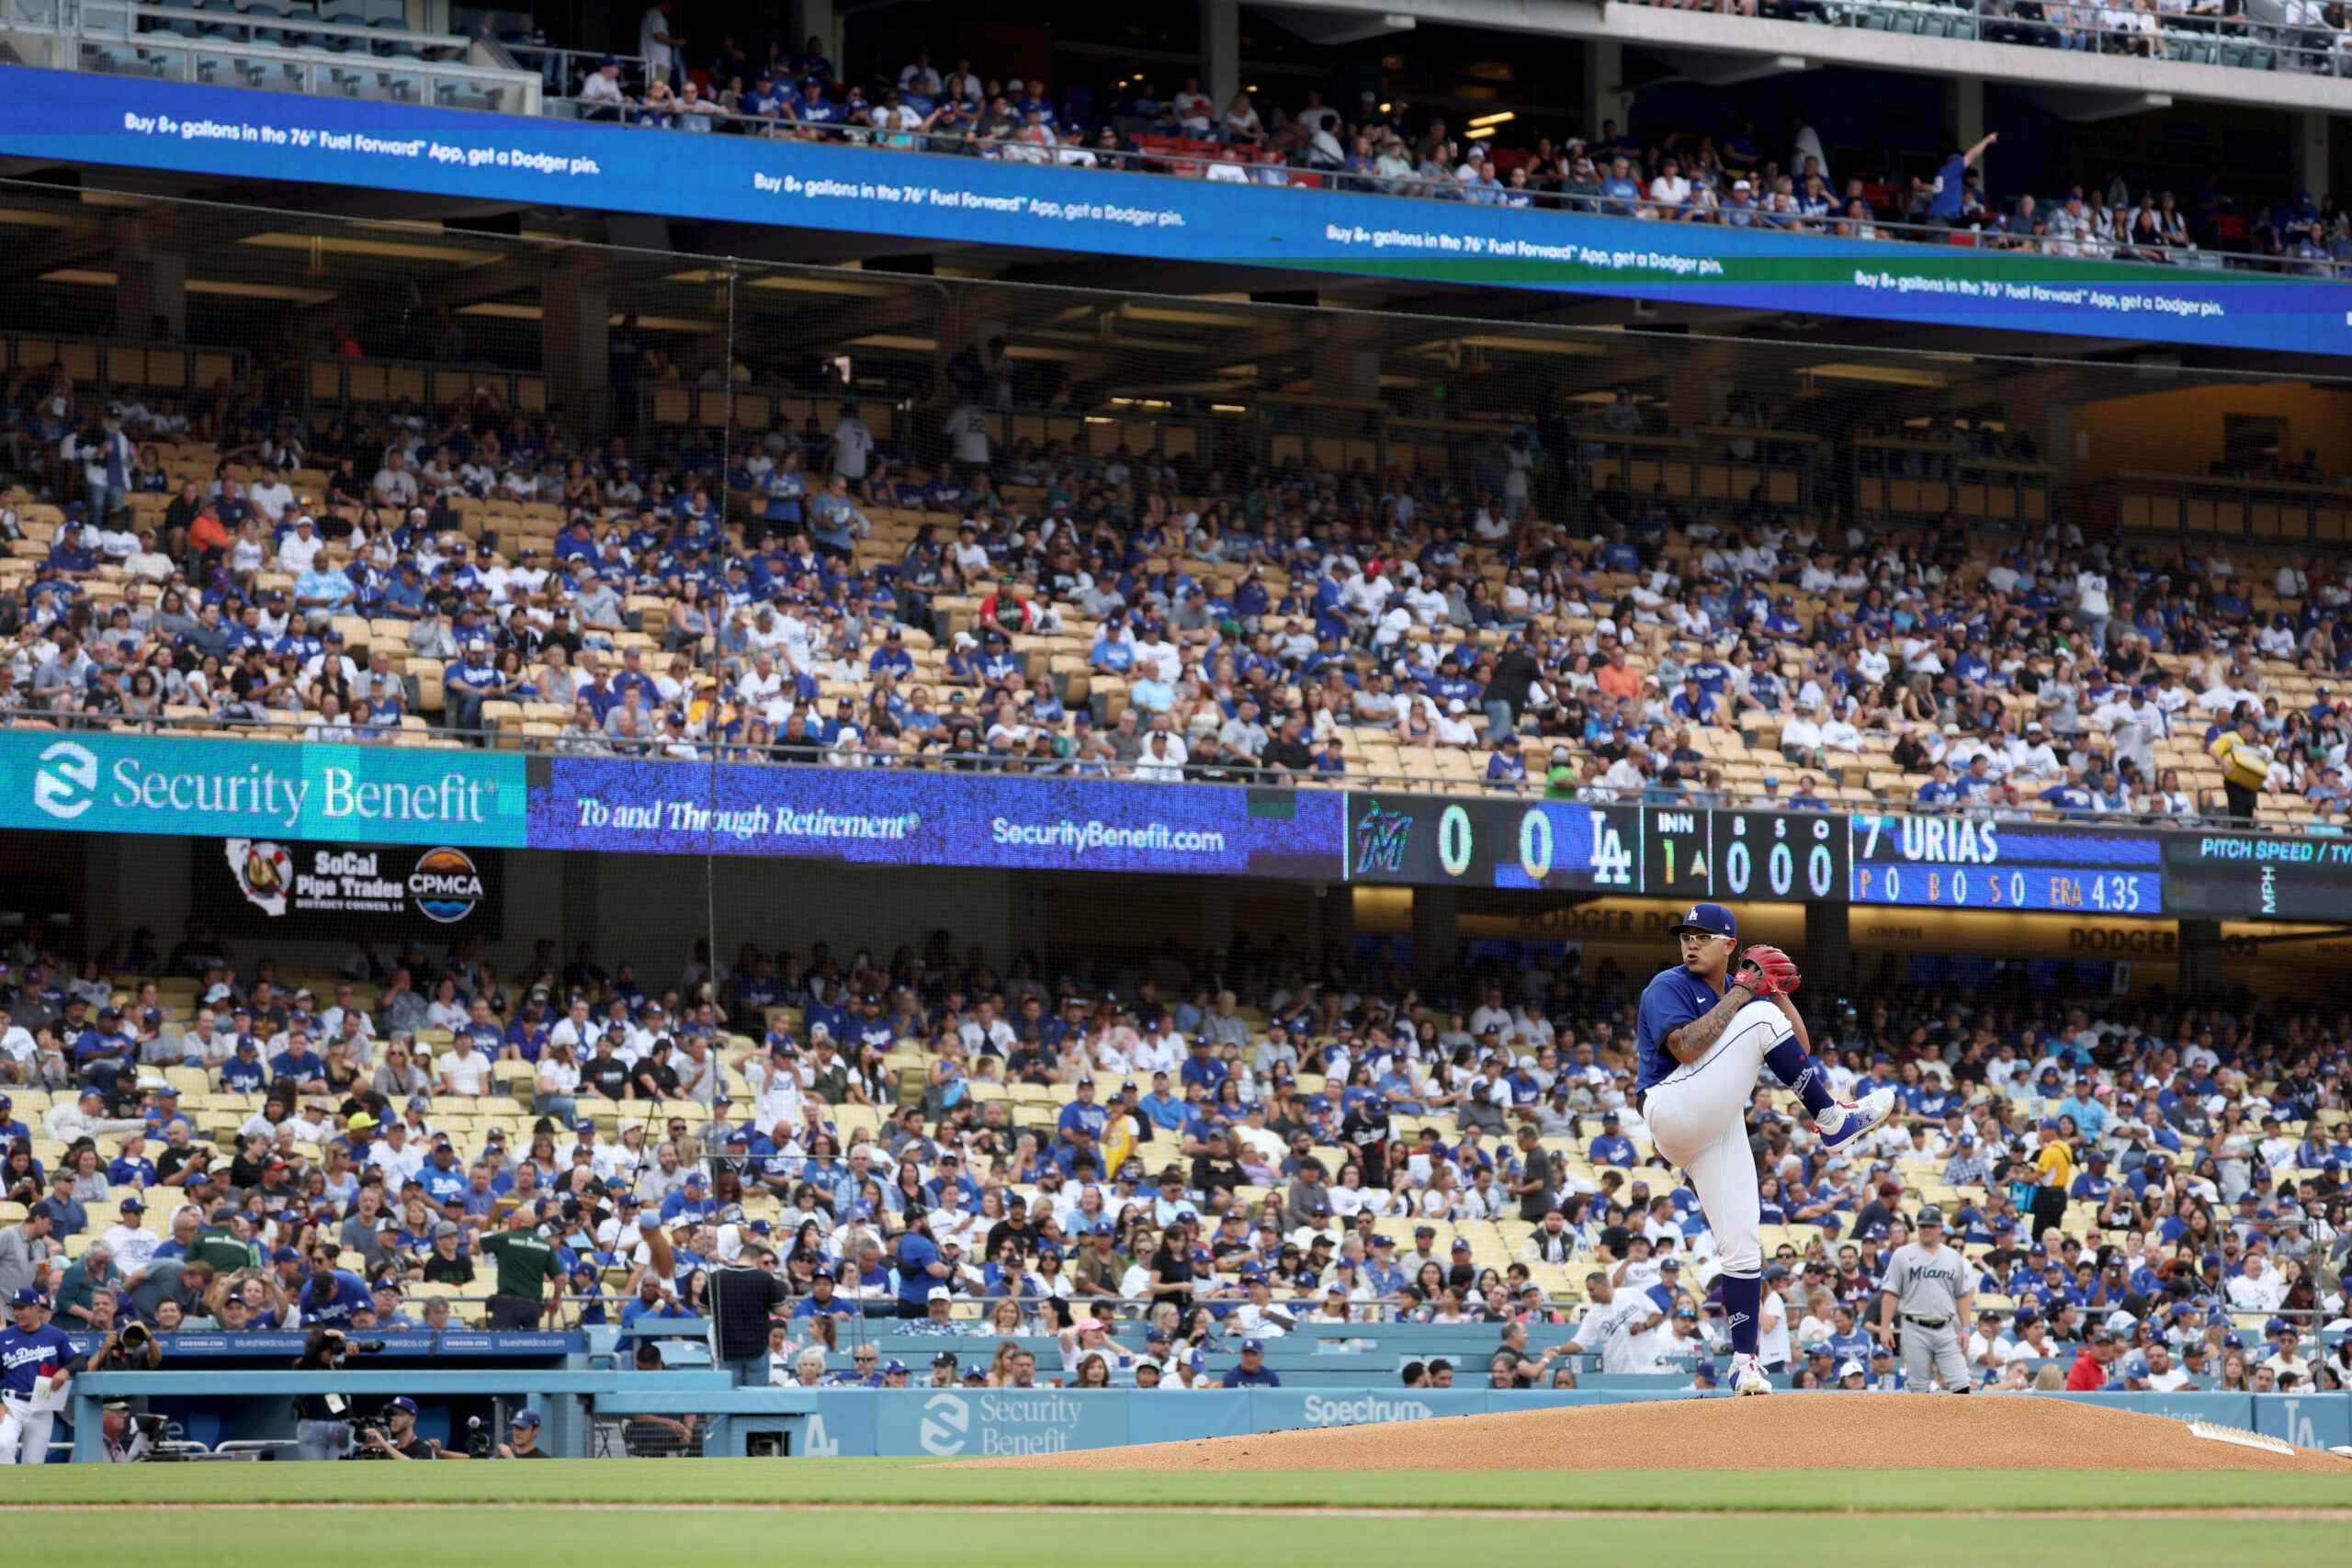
[119,1323,152,1352]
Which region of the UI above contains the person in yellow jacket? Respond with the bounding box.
[2207,709,2270,823]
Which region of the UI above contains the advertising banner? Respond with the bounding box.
[0,70,2344,355]
[202,838,503,939]
[0,731,527,847]
[535,758,1343,877]
[874,1385,1130,1458]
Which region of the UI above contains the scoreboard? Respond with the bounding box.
[1847,813,2163,914]
[1340,796,2348,920]
[1642,807,1848,904]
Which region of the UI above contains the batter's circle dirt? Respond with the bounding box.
[957,1394,2352,1472]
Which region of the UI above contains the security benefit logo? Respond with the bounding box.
[225,840,486,925]
[32,739,98,820]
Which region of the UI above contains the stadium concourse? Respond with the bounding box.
[5,340,2352,825]
[0,913,2345,1430]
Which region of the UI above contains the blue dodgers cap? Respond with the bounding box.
[390,1396,419,1416]
[9,1287,41,1307]
[1692,1360,1719,1382]
[1239,1337,1266,1354]
[1671,901,1736,939]
[510,1408,542,1429]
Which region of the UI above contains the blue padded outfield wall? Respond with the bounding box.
[0,69,2345,355]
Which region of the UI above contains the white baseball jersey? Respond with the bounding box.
[1573,1293,1657,1374]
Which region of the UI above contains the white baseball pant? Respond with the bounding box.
[1639,998,1792,1280]
[0,1395,56,1464]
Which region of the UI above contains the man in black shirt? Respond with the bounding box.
[1340,1094,1392,1188]
[707,1248,789,1384]
[356,1397,449,1460]
[1511,1124,1555,1222]
[153,1124,216,1188]
[1190,1130,1244,1201]
[1005,1033,1055,1086]
[1261,715,1314,774]
[581,1038,630,1101]
[628,1039,684,1102]
[496,1407,550,1458]
[982,1194,1037,1259]
[1483,637,1541,737]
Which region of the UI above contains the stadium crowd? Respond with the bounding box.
[0,917,2345,1415]
[551,27,2352,274]
[4,345,2351,828]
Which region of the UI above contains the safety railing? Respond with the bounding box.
[1618,0,2352,77]
[5,0,541,114]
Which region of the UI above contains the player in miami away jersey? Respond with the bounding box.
[1634,903,1894,1396]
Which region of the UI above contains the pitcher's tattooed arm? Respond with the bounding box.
[1664,980,1755,1064]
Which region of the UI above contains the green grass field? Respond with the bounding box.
[5,1461,2346,1567]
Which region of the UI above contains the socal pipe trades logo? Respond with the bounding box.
[226,841,484,924]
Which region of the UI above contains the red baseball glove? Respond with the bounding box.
[1735,944,1801,998]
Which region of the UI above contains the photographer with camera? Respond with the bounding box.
[99,1398,164,1462]
[290,1324,385,1461]
[86,1305,162,1373]
[355,1396,467,1461]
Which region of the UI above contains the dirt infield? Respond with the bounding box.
[963,1394,2352,1473]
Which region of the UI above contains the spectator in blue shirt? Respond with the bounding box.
[1057,1080,1112,1144]
[1219,1338,1282,1387]
[1589,1111,1636,1168]
[1137,1073,1188,1131]
[220,1037,268,1095]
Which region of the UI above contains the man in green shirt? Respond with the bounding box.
[479,1205,564,1330]
[188,1220,258,1277]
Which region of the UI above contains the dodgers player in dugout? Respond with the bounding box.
[1635,902,1894,1396]
[1,1286,85,1464]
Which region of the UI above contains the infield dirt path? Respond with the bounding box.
[960,1394,2352,1472]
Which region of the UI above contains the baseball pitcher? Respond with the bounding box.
[1634,902,1894,1396]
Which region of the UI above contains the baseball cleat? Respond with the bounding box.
[1731,1352,1771,1395]
[1814,1088,1896,1153]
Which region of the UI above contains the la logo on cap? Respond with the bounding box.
[1688,907,1702,924]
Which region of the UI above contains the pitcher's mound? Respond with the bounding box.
[962,1394,2352,1472]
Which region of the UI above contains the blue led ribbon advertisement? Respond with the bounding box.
[6,731,2350,916]
[0,69,2345,354]
[531,757,1342,877]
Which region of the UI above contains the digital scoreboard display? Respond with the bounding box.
[1340,796,2335,923]
[1847,814,2165,913]
[2162,831,2352,921]
[1643,807,1849,904]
